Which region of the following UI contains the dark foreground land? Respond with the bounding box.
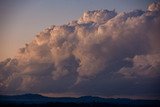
[1,102,160,107]
[0,94,160,107]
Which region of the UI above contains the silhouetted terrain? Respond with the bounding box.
[0,94,160,107]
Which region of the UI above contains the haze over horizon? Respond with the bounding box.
[0,0,160,100]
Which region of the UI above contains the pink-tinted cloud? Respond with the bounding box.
[0,2,160,99]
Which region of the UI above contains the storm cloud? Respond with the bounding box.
[0,2,160,99]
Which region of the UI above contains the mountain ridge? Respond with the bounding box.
[0,93,159,101]
[0,94,160,107]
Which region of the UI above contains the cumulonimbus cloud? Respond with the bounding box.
[0,2,160,99]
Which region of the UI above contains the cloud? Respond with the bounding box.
[0,2,160,99]
[148,2,160,12]
[118,54,160,78]
[78,9,117,24]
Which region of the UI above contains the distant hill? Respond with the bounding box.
[0,94,160,107]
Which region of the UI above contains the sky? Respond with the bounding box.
[0,0,160,100]
[0,0,158,61]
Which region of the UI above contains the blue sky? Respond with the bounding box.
[0,0,158,60]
